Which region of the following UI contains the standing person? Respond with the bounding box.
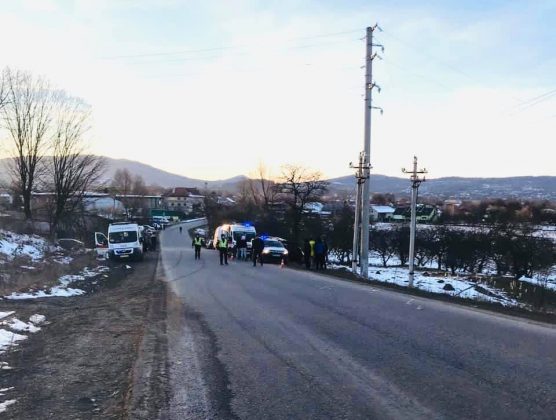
[252,235,264,267]
[315,238,325,270]
[192,233,203,260]
[309,238,316,269]
[150,232,157,251]
[179,226,183,234]
[303,239,311,269]
[217,234,229,265]
[237,235,247,261]
[322,236,329,270]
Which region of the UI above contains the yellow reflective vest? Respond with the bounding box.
[194,237,203,246]
[217,239,228,249]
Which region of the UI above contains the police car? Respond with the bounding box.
[260,236,289,263]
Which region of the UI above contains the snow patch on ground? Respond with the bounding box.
[3,266,109,300]
[332,264,519,307]
[52,255,73,265]
[0,329,27,353]
[5,286,85,300]
[0,399,16,413]
[0,312,15,320]
[29,314,46,325]
[1,318,41,333]
[519,269,556,291]
[0,230,47,262]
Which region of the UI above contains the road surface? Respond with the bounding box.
[159,220,556,419]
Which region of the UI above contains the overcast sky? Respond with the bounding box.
[1,0,555,180]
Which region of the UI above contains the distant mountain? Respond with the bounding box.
[0,157,248,191]
[327,174,556,200]
[101,157,248,190]
[0,157,554,199]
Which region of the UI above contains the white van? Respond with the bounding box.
[95,222,144,261]
[213,223,256,253]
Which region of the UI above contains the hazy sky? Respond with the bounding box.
[1,0,555,180]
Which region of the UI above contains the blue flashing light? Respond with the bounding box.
[243,221,252,227]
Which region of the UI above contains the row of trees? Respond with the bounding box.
[370,225,555,279]
[439,199,556,225]
[204,163,329,247]
[0,68,104,236]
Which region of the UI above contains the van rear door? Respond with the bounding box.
[94,232,108,259]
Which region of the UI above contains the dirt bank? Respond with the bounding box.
[0,251,165,419]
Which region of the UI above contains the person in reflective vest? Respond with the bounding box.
[309,238,316,269]
[217,234,229,265]
[192,234,203,260]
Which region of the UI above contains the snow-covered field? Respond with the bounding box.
[330,251,556,307]
[332,264,519,307]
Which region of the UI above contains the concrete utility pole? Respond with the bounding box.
[359,25,383,279]
[402,156,427,287]
[350,151,368,271]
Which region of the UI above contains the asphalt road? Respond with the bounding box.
[160,220,556,420]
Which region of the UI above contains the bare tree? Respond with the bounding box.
[277,164,328,244]
[131,174,148,195]
[0,68,8,111]
[112,168,133,195]
[46,94,105,236]
[1,69,56,219]
[111,168,133,215]
[246,162,277,210]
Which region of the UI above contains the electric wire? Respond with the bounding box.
[101,28,364,61]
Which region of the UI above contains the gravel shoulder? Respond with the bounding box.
[0,251,164,420]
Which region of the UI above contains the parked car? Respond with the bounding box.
[56,238,85,251]
[260,237,289,263]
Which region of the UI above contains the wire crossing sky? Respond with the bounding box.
[1,0,554,180]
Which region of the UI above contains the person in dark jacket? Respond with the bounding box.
[322,236,329,270]
[150,232,157,251]
[237,235,248,261]
[303,239,311,269]
[314,238,325,270]
[251,235,264,267]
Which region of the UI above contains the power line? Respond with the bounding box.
[380,28,478,82]
[513,88,556,111]
[381,57,453,90]
[381,27,556,119]
[101,28,363,61]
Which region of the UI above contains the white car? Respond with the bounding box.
[261,238,289,263]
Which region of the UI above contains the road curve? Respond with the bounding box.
[160,220,556,420]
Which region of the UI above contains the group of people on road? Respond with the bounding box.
[215,233,266,267]
[303,237,328,270]
[188,226,327,270]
